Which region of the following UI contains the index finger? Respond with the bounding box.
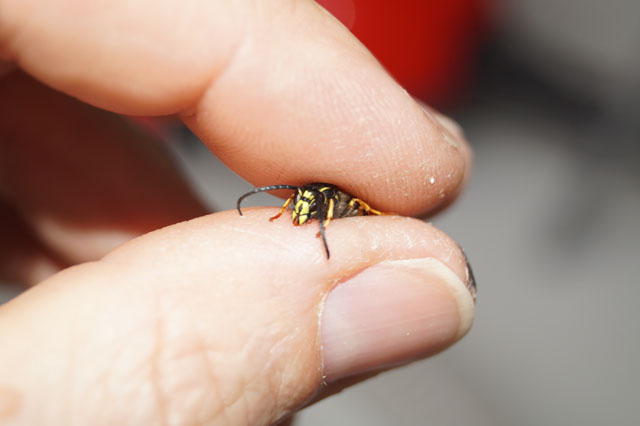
[0,0,470,215]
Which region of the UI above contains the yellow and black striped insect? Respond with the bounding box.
[237,183,385,259]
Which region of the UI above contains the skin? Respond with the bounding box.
[0,1,476,425]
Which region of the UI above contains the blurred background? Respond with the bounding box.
[296,1,640,425]
[2,0,639,425]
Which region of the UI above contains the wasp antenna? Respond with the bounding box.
[236,185,299,216]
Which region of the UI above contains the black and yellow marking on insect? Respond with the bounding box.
[236,183,386,259]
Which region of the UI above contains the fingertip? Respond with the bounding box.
[3,0,471,216]
[320,256,474,381]
[224,209,475,381]
[0,208,475,425]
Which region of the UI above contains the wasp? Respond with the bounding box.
[237,183,386,259]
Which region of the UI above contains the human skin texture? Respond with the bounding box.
[0,1,476,425]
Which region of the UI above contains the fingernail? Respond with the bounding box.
[320,258,475,381]
[419,104,465,149]
[459,245,477,302]
[432,110,465,139]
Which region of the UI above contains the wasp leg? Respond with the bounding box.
[347,198,385,215]
[323,197,335,227]
[317,197,333,259]
[269,194,295,221]
[316,197,335,237]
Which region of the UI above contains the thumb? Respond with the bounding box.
[0,210,475,425]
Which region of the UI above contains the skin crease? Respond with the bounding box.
[0,0,475,425]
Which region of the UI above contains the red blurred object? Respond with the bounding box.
[317,0,489,106]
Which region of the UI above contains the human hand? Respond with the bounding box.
[0,1,476,424]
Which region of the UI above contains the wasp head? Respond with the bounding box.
[292,188,319,226]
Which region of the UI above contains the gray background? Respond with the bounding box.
[2,0,639,425]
